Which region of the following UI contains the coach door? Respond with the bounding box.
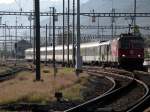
[99,46,101,61]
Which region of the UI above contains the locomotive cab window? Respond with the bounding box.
[130,40,144,49]
[120,40,130,49]
[119,38,144,49]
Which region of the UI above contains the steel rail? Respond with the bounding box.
[0,66,30,82]
[87,72,116,95]
[65,67,149,112]
[64,70,135,112]
[126,72,150,112]
[89,70,149,112]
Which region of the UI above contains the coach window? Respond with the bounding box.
[81,48,84,56]
[41,51,44,55]
[93,47,96,55]
[88,47,92,56]
[70,49,73,55]
[48,51,52,55]
[91,47,94,56]
[85,48,88,56]
[65,49,67,55]
[57,50,60,55]
[85,47,88,56]
[101,46,104,55]
[59,50,62,55]
[97,46,99,55]
[84,47,87,56]
[54,50,57,55]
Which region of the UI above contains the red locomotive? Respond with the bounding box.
[111,33,144,68]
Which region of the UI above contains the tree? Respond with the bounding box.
[134,25,141,35]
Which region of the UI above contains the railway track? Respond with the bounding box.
[0,66,149,112]
[65,67,149,112]
[128,71,150,112]
[92,68,150,111]
[0,66,30,82]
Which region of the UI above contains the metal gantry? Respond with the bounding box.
[0,25,150,30]
[0,11,150,17]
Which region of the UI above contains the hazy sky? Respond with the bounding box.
[0,0,15,4]
[0,0,89,4]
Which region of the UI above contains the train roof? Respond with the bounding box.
[80,42,100,48]
[80,41,111,48]
[99,40,111,45]
[25,48,33,52]
[119,33,144,40]
[25,41,111,52]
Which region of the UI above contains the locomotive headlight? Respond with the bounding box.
[122,54,126,57]
[138,54,141,58]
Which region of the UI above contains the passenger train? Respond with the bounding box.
[25,33,144,69]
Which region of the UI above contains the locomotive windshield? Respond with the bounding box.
[120,38,144,49]
[130,40,144,49]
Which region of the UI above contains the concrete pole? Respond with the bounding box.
[4,23,6,61]
[29,16,32,44]
[52,7,56,77]
[72,0,75,67]
[62,0,65,66]
[49,7,52,45]
[67,0,70,66]
[45,24,48,65]
[134,0,137,34]
[34,0,41,81]
[134,0,136,27]
[97,16,100,40]
[76,0,82,71]
[15,17,18,64]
